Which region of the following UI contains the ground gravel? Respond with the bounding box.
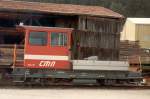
[0,86,150,99]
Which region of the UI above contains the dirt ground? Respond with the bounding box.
[0,86,150,99]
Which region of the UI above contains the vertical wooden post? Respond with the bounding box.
[13,44,17,69]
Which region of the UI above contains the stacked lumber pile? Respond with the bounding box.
[0,44,24,66]
[120,40,150,64]
[120,41,150,84]
[119,40,140,64]
[140,49,150,64]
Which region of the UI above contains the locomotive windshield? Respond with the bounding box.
[29,32,47,46]
[51,32,67,46]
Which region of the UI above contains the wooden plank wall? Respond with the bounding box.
[73,16,123,60]
[78,16,123,33]
[72,30,120,60]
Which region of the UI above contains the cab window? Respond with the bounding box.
[29,32,47,46]
[51,33,67,46]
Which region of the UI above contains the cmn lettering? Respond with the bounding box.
[39,61,56,67]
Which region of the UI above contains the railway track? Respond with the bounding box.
[0,82,150,89]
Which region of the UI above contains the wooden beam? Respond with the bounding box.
[0,12,44,19]
[0,27,24,36]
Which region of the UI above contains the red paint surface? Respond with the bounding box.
[22,26,72,70]
[25,59,71,70]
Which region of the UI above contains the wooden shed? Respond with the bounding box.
[121,18,150,49]
[0,0,124,62]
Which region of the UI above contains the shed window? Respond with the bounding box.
[29,32,47,46]
[51,33,67,46]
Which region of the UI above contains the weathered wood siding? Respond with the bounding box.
[78,16,123,33]
[73,16,123,60]
[72,30,120,60]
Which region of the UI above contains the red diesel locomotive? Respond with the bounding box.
[5,26,142,85]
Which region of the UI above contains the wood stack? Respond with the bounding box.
[0,44,24,66]
[119,40,140,64]
[120,40,150,64]
[140,49,150,64]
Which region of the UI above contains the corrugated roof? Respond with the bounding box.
[128,18,150,24]
[0,0,123,18]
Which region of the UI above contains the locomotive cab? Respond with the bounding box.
[21,26,72,70]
